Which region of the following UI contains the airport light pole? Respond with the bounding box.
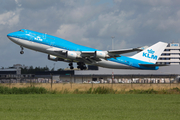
[111,36,115,50]
[111,36,115,87]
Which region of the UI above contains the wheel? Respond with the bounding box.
[69,63,73,66]
[20,51,24,54]
[83,66,87,70]
[70,66,74,69]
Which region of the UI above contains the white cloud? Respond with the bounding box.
[55,24,87,42]
[133,0,179,6]
[115,40,127,49]
[0,9,21,26]
[96,10,136,38]
[15,0,22,7]
[114,0,122,3]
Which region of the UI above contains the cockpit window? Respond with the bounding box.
[19,30,24,32]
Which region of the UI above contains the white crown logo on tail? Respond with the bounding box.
[142,49,157,60]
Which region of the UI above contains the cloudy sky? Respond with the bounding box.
[1,0,180,69]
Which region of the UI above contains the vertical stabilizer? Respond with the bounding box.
[131,42,168,64]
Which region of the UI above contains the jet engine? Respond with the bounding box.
[48,55,64,61]
[94,51,109,58]
[66,51,78,59]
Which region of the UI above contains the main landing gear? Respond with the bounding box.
[68,62,87,70]
[69,63,74,70]
[77,62,87,70]
[20,46,24,54]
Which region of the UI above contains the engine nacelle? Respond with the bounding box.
[95,51,108,58]
[66,51,77,59]
[48,55,64,61]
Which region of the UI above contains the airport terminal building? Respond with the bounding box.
[157,43,180,65]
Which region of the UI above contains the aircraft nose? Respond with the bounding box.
[7,33,14,40]
[7,32,18,42]
[7,32,15,37]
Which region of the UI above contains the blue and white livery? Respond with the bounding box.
[7,29,168,70]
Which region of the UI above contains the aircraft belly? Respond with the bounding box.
[94,60,136,69]
[17,39,48,51]
[12,38,65,58]
[8,37,20,45]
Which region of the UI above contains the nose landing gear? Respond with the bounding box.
[20,51,24,54]
[20,46,24,54]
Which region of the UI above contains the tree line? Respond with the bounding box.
[21,66,63,74]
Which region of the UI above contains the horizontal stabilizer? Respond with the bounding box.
[139,64,169,67]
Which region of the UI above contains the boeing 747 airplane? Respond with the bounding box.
[7,29,167,70]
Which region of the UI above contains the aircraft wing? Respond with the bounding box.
[81,46,146,58]
[46,46,147,63]
[108,46,148,54]
[81,51,95,56]
[108,48,140,54]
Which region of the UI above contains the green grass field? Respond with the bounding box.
[0,94,180,120]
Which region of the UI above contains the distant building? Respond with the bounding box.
[157,43,180,65]
[0,68,21,75]
[0,64,22,75]
[13,64,28,69]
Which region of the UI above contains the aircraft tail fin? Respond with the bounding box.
[131,42,168,64]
